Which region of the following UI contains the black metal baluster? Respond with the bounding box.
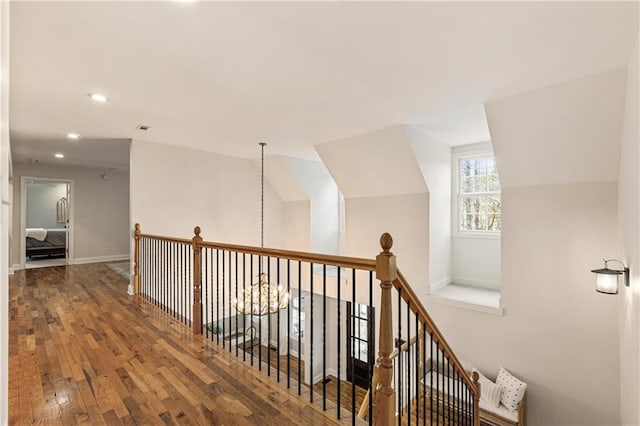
[216,249,220,345]
[310,262,314,403]
[258,255,262,371]
[368,270,373,426]
[398,289,402,426]
[436,341,440,425]
[188,244,192,327]
[351,269,356,425]
[422,324,426,426]
[297,260,301,395]
[415,314,419,425]
[235,251,239,357]
[322,263,326,411]
[336,265,341,420]
[250,254,254,366]
[171,242,174,316]
[287,259,291,388]
[222,250,226,349]
[164,241,168,313]
[203,245,207,337]
[430,331,433,426]
[267,257,271,375]
[243,253,247,361]
[407,300,411,426]
[228,250,232,353]
[277,257,281,382]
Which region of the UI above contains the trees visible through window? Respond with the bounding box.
[458,155,501,232]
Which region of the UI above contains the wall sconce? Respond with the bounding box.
[591,259,630,294]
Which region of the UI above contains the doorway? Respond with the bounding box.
[20,176,74,268]
[346,302,375,389]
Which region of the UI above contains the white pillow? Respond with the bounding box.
[472,368,501,409]
[495,367,527,412]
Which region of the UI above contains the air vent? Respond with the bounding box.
[136,124,151,131]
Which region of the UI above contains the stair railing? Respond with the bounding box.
[133,224,479,425]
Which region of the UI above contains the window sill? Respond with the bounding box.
[428,283,503,316]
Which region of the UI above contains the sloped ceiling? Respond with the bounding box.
[316,125,426,198]
[486,68,627,187]
[9,1,639,160]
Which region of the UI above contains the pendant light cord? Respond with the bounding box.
[260,142,266,249]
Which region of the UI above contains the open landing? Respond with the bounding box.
[8,263,352,425]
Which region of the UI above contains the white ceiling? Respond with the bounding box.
[9,1,639,161]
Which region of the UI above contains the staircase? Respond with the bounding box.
[133,223,480,425]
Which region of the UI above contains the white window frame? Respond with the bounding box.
[452,143,501,239]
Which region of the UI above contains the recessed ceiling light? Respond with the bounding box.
[89,93,108,103]
[67,133,81,139]
[54,153,64,159]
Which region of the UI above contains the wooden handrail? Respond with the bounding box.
[393,270,479,396]
[138,233,192,245]
[197,240,377,271]
[138,232,376,270]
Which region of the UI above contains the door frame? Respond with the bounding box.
[20,176,75,267]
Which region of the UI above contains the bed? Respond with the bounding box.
[26,228,67,258]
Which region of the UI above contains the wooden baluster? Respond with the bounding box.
[374,233,397,426]
[472,370,480,426]
[192,226,203,335]
[134,223,141,296]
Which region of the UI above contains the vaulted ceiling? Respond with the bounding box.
[9,1,639,162]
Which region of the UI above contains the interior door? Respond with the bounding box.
[346,302,375,389]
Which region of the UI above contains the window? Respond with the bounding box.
[457,154,501,232]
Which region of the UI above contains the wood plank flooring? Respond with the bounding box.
[8,263,352,425]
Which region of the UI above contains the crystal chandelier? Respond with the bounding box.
[232,272,290,315]
[231,143,290,316]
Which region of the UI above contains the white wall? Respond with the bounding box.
[451,237,500,290]
[11,163,130,266]
[285,158,341,255]
[407,127,453,290]
[618,31,640,425]
[130,139,284,248]
[26,182,67,228]
[427,182,621,425]
[0,1,9,423]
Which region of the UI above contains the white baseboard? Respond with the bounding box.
[71,254,130,265]
[312,368,338,385]
[10,264,22,273]
[430,276,452,293]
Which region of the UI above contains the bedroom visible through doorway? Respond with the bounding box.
[21,177,73,269]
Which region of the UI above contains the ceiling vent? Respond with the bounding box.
[136,124,151,131]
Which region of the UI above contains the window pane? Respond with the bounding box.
[488,175,500,192]
[474,176,487,193]
[461,176,473,193]
[460,159,474,177]
[487,158,496,175]
[457,154,501,232]
[359,341,368,362]
[476,159,486,176]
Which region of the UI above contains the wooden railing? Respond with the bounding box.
[133,224,479,425]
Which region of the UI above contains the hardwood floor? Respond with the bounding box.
[8,263,354,425]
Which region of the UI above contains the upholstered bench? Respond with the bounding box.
[423,362,527,426]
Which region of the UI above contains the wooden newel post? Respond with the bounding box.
[192,226,203,335]
[472,370,480,426]
[133,223,141,296]
[374,233,397,426]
